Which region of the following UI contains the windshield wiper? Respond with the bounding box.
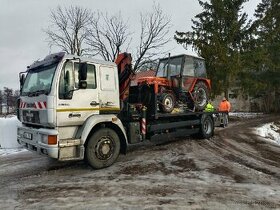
[27,89,49,97]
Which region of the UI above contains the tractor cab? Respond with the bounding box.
[137,54,211,113]
[156,54,207,90]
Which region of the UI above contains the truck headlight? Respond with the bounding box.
[42,135,48,144]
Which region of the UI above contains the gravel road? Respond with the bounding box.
[1,115,280,209]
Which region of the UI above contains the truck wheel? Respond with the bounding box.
[198,114,214,139]
[159,93,175,113]
[192,82,209,111]
[86,128,120,169]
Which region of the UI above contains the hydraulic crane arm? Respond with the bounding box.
[115,52,134,101]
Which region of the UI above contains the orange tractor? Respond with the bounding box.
[137,54,211,112]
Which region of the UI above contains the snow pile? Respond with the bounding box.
[255,122,280,145]
[230,112,263,119]
[0,116,22,149]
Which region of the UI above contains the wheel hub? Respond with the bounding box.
[164,97,173,108]
[95,137,115,160]
[101,142,110,155]
[196,88,207,106]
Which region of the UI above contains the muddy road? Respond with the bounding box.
[1,115,280,209]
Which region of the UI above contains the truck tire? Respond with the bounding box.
[198,114,214,139]
[192,81,209,111]
[159,93,175,113]
[86,128,120,169]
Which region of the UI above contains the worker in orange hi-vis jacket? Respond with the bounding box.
[218,97,231,127]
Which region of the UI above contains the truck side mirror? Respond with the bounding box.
[19,73,26,90]
[16,98,21,120]
[79,63,87,89]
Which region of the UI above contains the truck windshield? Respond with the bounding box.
[21,63,58,96]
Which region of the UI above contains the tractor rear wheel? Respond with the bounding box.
[192,81,209,111]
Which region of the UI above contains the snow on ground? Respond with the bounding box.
[255,121,280,145]
[0,148,26,156]
[229,112,263,118]
[0,116,22,150]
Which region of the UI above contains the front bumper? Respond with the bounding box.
[17,125,59,159]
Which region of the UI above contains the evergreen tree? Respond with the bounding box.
[240,0,280,112]
[175,0,251,96]
[255,0,280,70]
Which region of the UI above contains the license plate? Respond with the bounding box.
[23,132,33,140]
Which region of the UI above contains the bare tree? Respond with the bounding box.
[0,90,2,114]
[3,87,13,113]
[44,4,171,68]
[133,4,171,72]
[86,12,131,61]
[44,6,93,56]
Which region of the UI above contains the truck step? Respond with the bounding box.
[59,139,81,147]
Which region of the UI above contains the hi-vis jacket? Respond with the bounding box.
[219,100,231,112]
[205,103,215,112]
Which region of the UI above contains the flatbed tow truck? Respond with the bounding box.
[17,52,214,169]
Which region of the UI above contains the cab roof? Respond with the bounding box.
[27,52,116,71]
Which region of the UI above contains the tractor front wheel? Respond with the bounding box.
[159,93,175,113]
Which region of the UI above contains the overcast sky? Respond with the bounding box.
[0,0,261,90]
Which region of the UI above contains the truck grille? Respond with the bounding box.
[22,110,40,124]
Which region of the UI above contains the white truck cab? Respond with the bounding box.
[17,52,128,168]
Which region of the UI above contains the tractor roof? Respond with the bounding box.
[159,54,204,61]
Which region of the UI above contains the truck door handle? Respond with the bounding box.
[68,113,81,118]
[105,101,114,106]
[90,101,99,106]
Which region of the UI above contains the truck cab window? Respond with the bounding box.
[87,64,96,89]
[59,61,74,99]
[74,63,96,89]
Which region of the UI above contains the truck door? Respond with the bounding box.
[57,60,99,126]
[98,65,120,114]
